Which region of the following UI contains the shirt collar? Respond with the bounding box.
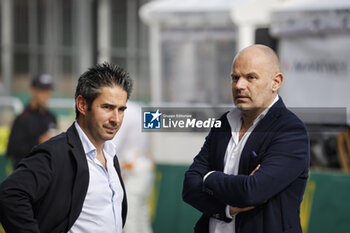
[74,121,117,159]
[103,140,117,159]
[75,121,96,156]
[254,95,279,123]
[227,95,279,134]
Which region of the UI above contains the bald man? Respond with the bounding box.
[183,44,310,233]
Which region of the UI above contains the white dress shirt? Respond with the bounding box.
[208,96,279,233]
[68,122,124,233]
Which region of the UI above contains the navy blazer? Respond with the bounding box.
[183,98,310,233]
[0,124,127,233]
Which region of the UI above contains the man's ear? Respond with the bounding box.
[272,72,283,92]
[76,95,88,116]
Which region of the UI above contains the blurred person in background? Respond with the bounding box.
[6,74,57,168]
[182,44,310,233]
[0,63,132,233]
[112,101,154,233]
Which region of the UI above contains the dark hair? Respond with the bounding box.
[75,62,133,118]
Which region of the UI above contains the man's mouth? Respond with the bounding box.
[104,126,118,133]
[235,95,249,100]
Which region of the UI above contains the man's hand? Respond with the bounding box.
[229,205,255,214]
[249,164,260,176]
[229,164,261,215]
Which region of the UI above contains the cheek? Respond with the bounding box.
[91,109,106,125]
[249,86,262,103]
[118,113,125,124]
[232,83,239,95]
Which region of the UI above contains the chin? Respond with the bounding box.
[107,133,117,139]
[235,102,248,110]
[237,105,257,113]
[102,133,115,140]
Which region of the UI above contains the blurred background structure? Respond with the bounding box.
[1,0,350,233]
[0,0,151,99]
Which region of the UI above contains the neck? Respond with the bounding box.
[76,119,104,152]
[29,101,45,113]
[241,95,277,126]
[240,108,263,128]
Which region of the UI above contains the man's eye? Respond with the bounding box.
[231,76,239,81]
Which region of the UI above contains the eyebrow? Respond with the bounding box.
[101,103,127,109]
[231,72,259,77]
[246,72,259,77]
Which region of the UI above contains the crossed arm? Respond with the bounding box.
[183,123,309,219]
[228,165,260,215]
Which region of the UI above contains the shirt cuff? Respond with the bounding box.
[225,205,232,219]
[203,171,215,182]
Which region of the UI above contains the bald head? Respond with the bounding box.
[233,44,281,74]
[231,44,283,116]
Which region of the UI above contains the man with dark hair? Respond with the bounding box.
[6,73,57,167]
[0,63,133,233]
[183,45,310,233]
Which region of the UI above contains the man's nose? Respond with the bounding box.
[233,77,247,90]
[110,110,121,124]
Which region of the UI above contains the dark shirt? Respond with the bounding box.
[6,105,57,167]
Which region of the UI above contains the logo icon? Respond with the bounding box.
[143,109,162,129]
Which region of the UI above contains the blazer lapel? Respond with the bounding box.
[65,124,128,228]
[215,113,231,171]
[66,124,90,228]
[114,156,128,226]
[238,98,285,174]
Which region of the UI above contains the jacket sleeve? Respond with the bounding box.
[0,149,53,233]
[182,129,231,222]
[203,122,309,207]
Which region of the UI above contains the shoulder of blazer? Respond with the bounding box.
[238,97,307,174]
[64,123,89,171]
[31,123,82,152]
[265,97,306,129]
[66,123,85,149]
[265,97,285,119]
[34,123,87,163]
[208,111,231,148]
[212,111,231,133]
